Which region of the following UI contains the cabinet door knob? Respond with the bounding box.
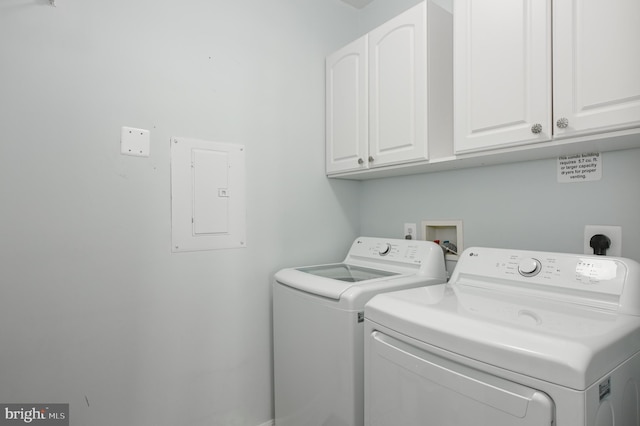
[531,123,543,134]
[358,158,364,165]
[368,156,374,163]
[556,117,569,129]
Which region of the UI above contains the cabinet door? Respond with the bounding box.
[553,0,640,138]
[368,2,427,167]
[326,36,368,175]
[454,0,552,153]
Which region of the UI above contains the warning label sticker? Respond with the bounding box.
[557,152,602,183]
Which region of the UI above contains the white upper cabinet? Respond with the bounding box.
[368,3,427,168]
[553,0,640,138]
[454,0,640,154]
[326,36,368,175]
[326,1,453,176]
[454,0,551,153]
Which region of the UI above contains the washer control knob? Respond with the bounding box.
[379,243,392,256]
[518,258,542,277]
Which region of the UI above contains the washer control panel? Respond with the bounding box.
[346,237,441,266]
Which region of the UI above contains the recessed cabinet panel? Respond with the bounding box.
[374,26,414,152]
[553,0,640,137]
[369,1,427,166]
[171,138,246,252]
[326,36,368,174]
[332,56,361,160]
[192,149,229,236]
[454,0,552,153]
[468,1,526,132]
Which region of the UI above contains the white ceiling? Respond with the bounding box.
[340,0,374,9]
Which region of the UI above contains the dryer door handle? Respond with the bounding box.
[371,331,554,419]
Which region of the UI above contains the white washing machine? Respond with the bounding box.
[364,247,640,426]
[273,237,447,426]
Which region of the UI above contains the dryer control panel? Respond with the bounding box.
[451,247,640,315]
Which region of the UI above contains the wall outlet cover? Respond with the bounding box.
[404,223,417,239]
[121,126,150,157]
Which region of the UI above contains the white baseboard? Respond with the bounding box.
[257,420,274,426]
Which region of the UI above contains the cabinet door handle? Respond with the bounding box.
[368,156,374,163]
[556,117,569,129]
[358,158,364,165]
[531,123,543,134]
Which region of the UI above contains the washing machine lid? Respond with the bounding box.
[365,248,640,390]
[275,264,401,300]
[274,237,447,300]
[298,263,399,282]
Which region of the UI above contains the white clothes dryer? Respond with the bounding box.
[365,247,640,426]
[273,237,447,426]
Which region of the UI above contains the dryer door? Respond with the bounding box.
[366,330,555,426]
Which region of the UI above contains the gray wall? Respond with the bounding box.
[0,1,361,425]
[359,147,640,261]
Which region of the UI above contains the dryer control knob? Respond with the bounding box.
[379,243,392,256]
[518,258,541,277]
